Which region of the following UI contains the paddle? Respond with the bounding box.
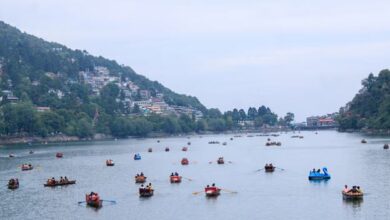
[275,167,285,171]
[228,161,233,164]
[221,188,238,193]
[182,177,193,181]
[192,190,204,195]
[255,168,264,172]
[78,201,86,204]
[101,200,116,203]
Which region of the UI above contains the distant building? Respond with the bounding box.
[139,90,151,100]
[306,113,338,128]
[35,107,51,112]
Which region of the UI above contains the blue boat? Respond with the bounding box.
[308,167,331,180]
[134,153,141,160]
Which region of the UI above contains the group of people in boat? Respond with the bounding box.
[265,141,282,146]
[135,172,145,177]
[46,176,69,185]
[343,185,363,194]
[139,183,153,192]
[170,172,179,177]
[310,168,324,173]
[87,192,100,202]
[265,163,274,168]
[8,178,19,186]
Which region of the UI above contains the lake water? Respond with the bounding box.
[0,131,390,220]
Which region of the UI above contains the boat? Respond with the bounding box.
[361,139,367,144]
[384,144,389,149]
[342,191,363,200]
[182,147,188,152]
[7,179,19,189]
[264,164,275,172]
[56,152,63,158]
[21,164,33,171]
[165,147,170,152]
[135,175,147,183]
[148,148,152,153]
[181,158,189,165]
[85,193,102,208]
[222,142,227,146]
[170,175,182,183]
[265,142,282,146]
[187,142,191,145]
[29,150,34,154]
[44,180,76,187]
[134,153,141,160]
[139,188,154,197]
[208,141,220,144]
[217,157,224,164]
[106,160,114,166]
[308,167,331,180]
[205,186,221,197]
[9,154,15,158]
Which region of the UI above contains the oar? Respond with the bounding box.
[78,201,86,204]
[275,167,285,171]
[208,161,213,164]
[221,188,238,193]
[255,168,264,172]
[228,161,233,164]
[192,190,204,195]
[182,177,193,181]
[101,200,116,203]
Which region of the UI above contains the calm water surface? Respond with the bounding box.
[1,131,390,220]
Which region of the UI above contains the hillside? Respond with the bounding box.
[338,69,390,131]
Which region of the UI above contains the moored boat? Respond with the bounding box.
[182,146,188,152]
[85,192,102,208]
[165,147,170,152]
[181,158,189,165]
[56,152,63,158]
[308,167,331,180]
[361,139,367,144]
[384,144,389,149]
[148,148,152,153]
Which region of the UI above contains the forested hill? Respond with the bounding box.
[338,69,390,130]
[0,21,205,112]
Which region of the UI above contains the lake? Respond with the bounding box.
[1,131,389,220]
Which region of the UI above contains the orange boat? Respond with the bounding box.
[182,147,188,152]
[85,192,102,208]
[135,175,147,183]
[56,152,63,158]
[170,175,182,183]
[181,158,189,165]
[106,159,114,166]
[205,186,221,197]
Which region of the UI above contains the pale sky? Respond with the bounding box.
[1,0,390,121]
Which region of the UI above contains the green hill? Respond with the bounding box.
[338,69,390,131]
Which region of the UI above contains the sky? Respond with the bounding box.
[1,0,390,121]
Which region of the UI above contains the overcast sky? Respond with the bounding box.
[1,0,390,121]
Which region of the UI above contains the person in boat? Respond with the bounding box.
[64,176,68,183]
[269,163,273,168]
[51,177,56,184]
[343,185,349,193]
[171,173,174,177]
[60,176,64,183]
[317,169,321,173]
[312,168,316,173]
[9,179,15,185]
[29,164,32,168]
[140,172,144,176]
[265,163,269,167]
[174,172,179,176]
[348,186,358,193]
[136,173,139,177]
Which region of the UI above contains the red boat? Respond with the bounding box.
[85,193,102,208]
[181,158,189,165]
[182,147,188,152]
[106,159,114,166]
[56,152,63,158]
[205,186,221,197]
[217,157,224,164]
[21,164,33,171]
[170,175,182,183]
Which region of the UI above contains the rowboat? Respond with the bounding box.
[205,187,221,197]
[139,188,154,197]
[9,154,15,158]
[135,176,147,183]
[8,179,19,189]
[21,165,33,171]
[56,152,63,158]
[181,158,189,165]
[342,191,363,200]
[134,153,141,160]
[148,148,152,153]
[182,147,188,152]
[85,193,102,208]
[384,144,389,149]
[170,176,182,183]
[265,165,275,172]
[361,139,367,144]
[217,157,224,164]
[165,147,170,152]
[44,180,76,187]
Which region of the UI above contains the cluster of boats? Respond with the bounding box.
[265,141,282,146]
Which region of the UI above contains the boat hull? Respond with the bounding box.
[44,180,76,187]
